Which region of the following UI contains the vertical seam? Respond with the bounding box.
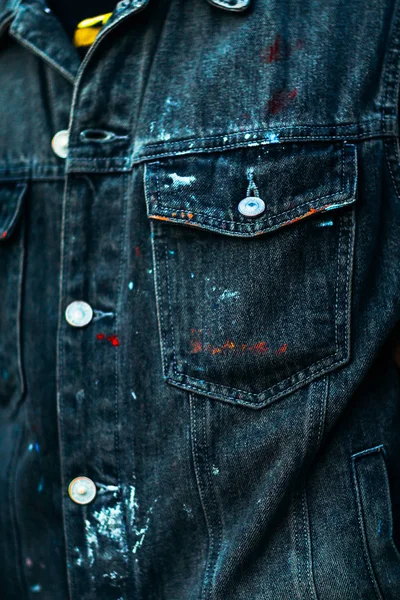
[189,394,217,600]
[55,172,75,599]
[9,421,26,597]
[302,480,319,600]
[114,171,131,599]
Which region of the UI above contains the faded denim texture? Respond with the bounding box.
[0,0,400,598]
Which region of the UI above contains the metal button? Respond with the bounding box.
[51,130,69,158]
[115,0,130,10]
[65,300,93,327]
[68,476,97,505]
[237,196,266,217]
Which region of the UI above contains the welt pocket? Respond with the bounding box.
[0,177,28,418]
[144,140,357,408]
[351,445,400,599]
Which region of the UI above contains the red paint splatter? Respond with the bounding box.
[190,338,202,353]
[135,245,141,257]
[267,89,298,115]
[189,331,270,355]
[1,231,7,238]
[96,332,120,346]
[287,207,319,225]
[248,341,269,353]
[262,36,305,64]
[107,334,120,346]
[268,34,281,63]
[276,343,288,355]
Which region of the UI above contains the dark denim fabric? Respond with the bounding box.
[0,0,400,598]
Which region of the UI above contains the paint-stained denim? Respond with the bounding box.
[0,0,400,598]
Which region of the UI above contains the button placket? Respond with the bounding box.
[58,169,132,596]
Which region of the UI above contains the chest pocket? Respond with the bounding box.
[144,141,357,409]
[0,178,27,418]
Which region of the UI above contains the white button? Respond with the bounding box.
[238,196,266,217]
[65,300,93,327]
[68,476,97,505]
[51,130,69,158]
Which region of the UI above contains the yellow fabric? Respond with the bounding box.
[72,12,113,48]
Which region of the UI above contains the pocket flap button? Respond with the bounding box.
[238,196,266,217]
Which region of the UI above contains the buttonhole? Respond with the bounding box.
[79,129,130,143]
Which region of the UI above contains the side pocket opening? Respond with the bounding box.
[351,444,400,600]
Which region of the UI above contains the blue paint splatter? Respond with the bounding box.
[317,220,334,227]
[35,443,40,453]
[28,443,34,452]
[377,519,382,534]
[30,584,41,593]
[37,477,44,493]
[168,250,175,255]
[265,132,280,143]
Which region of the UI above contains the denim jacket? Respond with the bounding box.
[0,0,400,598]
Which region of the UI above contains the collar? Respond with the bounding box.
[0,0,251,32]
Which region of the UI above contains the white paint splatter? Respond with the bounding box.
[165,97,180,108]
[126,486,159,554]
[85,520,98,567]
[168,173,196,186]
[95,483,119,495]
[219,290,239,301]
[73,546,84,567]
[93,505,126,540]
[103,570,120,580]
[182,503,193,516]
[212,466,220,475]
[131,390,137,400]
[128,281,134,290]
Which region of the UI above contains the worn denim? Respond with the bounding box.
[0,0,400,598]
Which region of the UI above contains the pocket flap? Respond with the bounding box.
[0,181,28,242]
[144,141,357,236]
